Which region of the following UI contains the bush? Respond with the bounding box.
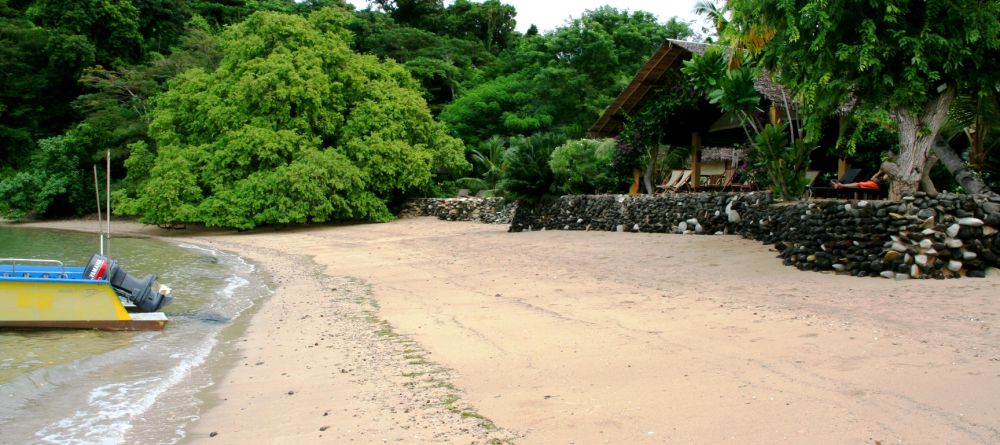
[0,135,92,219]
[549,138,620,194]
[456,136,508,196]
[499,132,566,202]
[750,122,814,200]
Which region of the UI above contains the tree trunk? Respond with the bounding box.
[932,135,995,196]
[884,87,956,200]
[642,146,658,194]
[919,152,939,196]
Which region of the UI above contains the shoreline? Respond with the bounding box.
[10,219,515,444]
[10,217,1000,444]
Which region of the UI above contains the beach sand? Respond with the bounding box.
[19,217,1000,444]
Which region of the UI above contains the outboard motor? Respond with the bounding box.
[84,254,173,312]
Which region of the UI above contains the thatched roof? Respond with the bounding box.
[588,39,794,138]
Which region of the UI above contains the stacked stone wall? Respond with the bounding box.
[399,197,516,224]
[508,192,1000,279]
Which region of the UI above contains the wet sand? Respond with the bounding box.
[19,217,1000,444]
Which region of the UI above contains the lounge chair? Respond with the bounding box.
[663,170,692,192]
[728,170,757,191]
[656,170,683,192]
[702,173,723,189]
[805,170,820,186]
[704,168,737,191]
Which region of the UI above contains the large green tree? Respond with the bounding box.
[441,0,516,52]
[369,0,444,31]
[440,7,694,146]
[729,0,1000,198]
[116,9,467,229]
[27,0,145,65]
[351,15,495,112]
[0,18,222,219]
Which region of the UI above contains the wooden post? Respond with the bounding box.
[691,132,701,191]
[629,168,641,195]
[837,115,849,178]
[769,105,780,125]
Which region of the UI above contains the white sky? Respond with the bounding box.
[345,0,708,34]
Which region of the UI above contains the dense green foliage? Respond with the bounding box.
[549,138,618,195]
[115,10,466,229]
[0,135,92,219]
[457,136,507,196]
[440,7,695,146]
[0,0,264,218]
[1,0,697,222]
[728,0,1000,197]
[497,132,566,202]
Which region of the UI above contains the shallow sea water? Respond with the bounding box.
[0,227,271,445]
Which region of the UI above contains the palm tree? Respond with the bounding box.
[693,0,728,39]
[458,136,508,196]
[695,0,774,67]
[945,89,1000,171]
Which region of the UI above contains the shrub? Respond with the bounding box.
[499,132,566,202]
[549,138,620,194]
[0,135,92,219]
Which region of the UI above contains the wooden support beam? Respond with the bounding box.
[691,132,701,191]
[837,115,848,178]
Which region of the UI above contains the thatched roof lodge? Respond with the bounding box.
[588,40,818,191]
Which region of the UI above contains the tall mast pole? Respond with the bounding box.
[93,165,104,256]
[106,150,111,257]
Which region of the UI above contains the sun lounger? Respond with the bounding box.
[805,170,820,186]
[656,170,683,192]
[661,170,692,192]
[704,168,737,191]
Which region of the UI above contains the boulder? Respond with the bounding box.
[958,217,985,227]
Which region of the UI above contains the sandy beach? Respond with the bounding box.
[19,217,1000,444]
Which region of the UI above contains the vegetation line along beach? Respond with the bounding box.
[2,0,999,443]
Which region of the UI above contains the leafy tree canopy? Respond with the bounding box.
[27,0,145,66]
[729,0,1000,197]
[116,9,467,229]
[440,7,695,146]
[350,15,496,112]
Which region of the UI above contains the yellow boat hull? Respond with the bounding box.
[0,280,166,331]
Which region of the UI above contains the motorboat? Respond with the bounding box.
[0,254,172,330]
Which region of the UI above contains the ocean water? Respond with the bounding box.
[0,227,271,444]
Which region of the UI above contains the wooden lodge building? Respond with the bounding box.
[588,39,850,193]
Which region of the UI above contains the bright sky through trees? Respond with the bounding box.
[346,0,705,33]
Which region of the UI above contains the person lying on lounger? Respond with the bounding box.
[832,169,886,189]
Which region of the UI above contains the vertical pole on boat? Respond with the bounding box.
[106,150,111,258]
[93,165,104,256]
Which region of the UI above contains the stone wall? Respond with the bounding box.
[509,192,1000,279]
[399,197,516,224]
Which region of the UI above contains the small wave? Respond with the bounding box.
[1,235,272,445]
[35,337,217,445]
[176,243,218,256]
[0,332,156,425]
